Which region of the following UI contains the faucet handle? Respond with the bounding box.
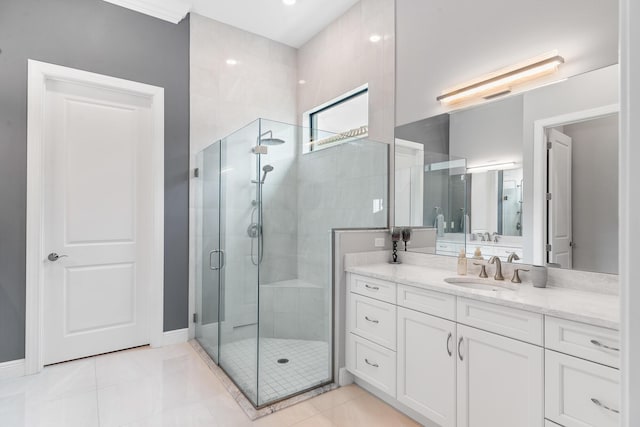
[511,268,530,284]
[473,262,488,278]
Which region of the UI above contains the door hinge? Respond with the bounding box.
[546,244,552,252]
[193,313,198,323]
[194,168,200,178]
[547,141,553,150]
[546,193,552,200]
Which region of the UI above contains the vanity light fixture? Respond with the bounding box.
[369,34,382,43]
[298,79,307,85]
[466,162,519,173]
[437,53,564,104]
[282,0,296,5]
[226,58,238,66]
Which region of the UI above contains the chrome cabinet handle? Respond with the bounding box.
[47,253,68,262]
[458,337,464,361]
[365,358,379,368]
[364,284,379,291]
[219,249,225,269]
[446,332,453,357]
[365,316,379,324]
[590,339,620,352]
[591,398,620,414]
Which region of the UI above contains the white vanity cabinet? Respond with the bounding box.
[456,324,543,427]
[544,317,620,427]
[345,273,617,427]
[397,307,457,427]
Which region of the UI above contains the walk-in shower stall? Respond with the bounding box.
[195,118,388,407]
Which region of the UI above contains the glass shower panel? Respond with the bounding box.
[256,119,388,406]
[194,142,221,363]
[195,118,389,408]
[217,120,261,406]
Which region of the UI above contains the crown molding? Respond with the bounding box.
[103,0,191,24]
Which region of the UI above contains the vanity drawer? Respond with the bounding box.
[350,274,396,304]
[545,316,619,368]
[346,333,396,398]
[546,350,620,427]
[349,293,396,350]
[397,284,456,321]
[457,297,543,345]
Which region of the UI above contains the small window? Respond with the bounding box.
[304,86,369,153]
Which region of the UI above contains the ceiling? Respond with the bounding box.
[189,0,360,47]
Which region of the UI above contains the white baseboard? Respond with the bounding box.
[0,359,26,381]
[162,328,189,346]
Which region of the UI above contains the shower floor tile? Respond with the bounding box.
[219,338,330,405]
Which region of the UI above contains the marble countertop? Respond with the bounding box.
[346,263,620,330]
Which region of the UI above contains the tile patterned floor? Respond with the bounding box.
[219,338,330,405]
[0,343,420,427]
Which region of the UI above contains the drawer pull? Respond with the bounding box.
[364,358,379,368]
[364,316,379,324]
[364,284,380,291]
[591,398,620,414]
[446,332,453,357]
[590,339,620,352]
[458,337,464,361]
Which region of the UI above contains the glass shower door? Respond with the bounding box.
[194,142,221,363]
[217,121,261,406]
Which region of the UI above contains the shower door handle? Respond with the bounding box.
[209,249,222,270]
[219,250,225,269]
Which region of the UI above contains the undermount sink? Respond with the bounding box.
[445,277,516,292]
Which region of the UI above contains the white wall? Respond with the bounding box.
[396,0,619,126]
[297,0,395,144]
[190,14,298,151]
[563,115,618,274]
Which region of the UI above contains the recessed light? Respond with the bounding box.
[226,59,238,65]
[282,0,296,5]
[369,34,382,43]
[298,79,306,85]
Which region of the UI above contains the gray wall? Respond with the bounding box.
[0,0,190,363]
[564,115,619,274]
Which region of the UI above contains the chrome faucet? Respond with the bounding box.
[492,232,500,243]
[507,252,520,263]
[483,232,491,242]
[489,256,504,280]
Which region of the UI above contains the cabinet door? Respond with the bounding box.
[457,324,544,427]
[397,307,456,427]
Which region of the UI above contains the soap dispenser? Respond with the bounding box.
[473,247,483,260]
[457,249,467,275]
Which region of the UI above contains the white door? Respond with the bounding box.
[547,128,573,268]
[397,307,456,427]
[457,324,544,427]
[42,76,155,365]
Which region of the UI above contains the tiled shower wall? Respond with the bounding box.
[189,15,298,337]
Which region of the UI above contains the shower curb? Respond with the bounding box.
[190,339,338,420]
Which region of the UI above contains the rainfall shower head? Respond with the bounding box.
[258,130,286,146]
[260,164,274,183]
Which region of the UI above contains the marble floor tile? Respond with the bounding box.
[0,343,419,427]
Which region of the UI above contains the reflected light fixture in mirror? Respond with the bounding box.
[437,51,565,105]
[467,162,519,173]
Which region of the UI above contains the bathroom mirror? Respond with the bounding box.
[394,65,620,274]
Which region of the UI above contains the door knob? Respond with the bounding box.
[48,253,68,262]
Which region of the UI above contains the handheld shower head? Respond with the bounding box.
[260,164,274,183]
